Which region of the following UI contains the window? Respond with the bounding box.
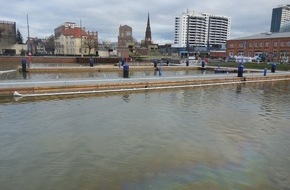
[287,41,290,47]
[274,41,278,47]
[265,42,269,47]
[259,42,263,47]
[254,43,258,48]
[238,51,244,56]
[126,31,131,36]
[228,43,234,48]
[281,42,284,47]
[249,43,252,48]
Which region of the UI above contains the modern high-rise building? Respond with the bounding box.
[280,20,290,32]
[270,5,290,33]
[174,10,231,49]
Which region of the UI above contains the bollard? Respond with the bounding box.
[89,58,94,67]
[158,66,162,76]
[186,60,189,66]
[123,62,129,78]
[237,63,244,77]
[21,59,27,72]
[153,59,158,68]
[271,63,276,73]
[202,60,205,68]
[264,68,267,76]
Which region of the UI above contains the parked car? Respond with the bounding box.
[252,56,262,62]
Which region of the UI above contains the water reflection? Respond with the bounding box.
[22,71,28,79]
[1,62,216,82]
[2,82,287,189]
[122,94,130,102]
[236,84,242,93]
[0,67,290,189]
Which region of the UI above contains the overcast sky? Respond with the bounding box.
[1,0,289,44]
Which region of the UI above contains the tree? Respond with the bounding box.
[19,49,26,56]
[100,40,112,51]
[44,35,55,55]
[85,36,95,55]
[85,32,98,55]
[0,27,5,42]
[16,29,23,44]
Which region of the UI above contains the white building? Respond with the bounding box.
[54,22,98,56]
[280,5,290,26]
[174,10,231,49]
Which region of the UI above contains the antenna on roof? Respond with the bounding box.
[80,19,83,57]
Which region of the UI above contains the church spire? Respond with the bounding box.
[145,13,152,47]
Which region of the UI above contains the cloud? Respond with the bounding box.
[1,0,289,44]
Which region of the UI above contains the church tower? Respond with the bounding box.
[144,13,152,47]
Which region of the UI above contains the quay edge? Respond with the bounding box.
[1,74,290,97]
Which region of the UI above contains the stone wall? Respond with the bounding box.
[0,56,77,64]
[0,56,121,64]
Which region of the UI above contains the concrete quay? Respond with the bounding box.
[1,67,290,98]
[19,65,202,73]
[17,64,262,73]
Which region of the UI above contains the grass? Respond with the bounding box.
[208,62,290,71]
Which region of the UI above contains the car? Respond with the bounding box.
[252,56,262,62]
[226,57,236,62]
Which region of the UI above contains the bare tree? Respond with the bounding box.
[44,35,55,55]
[0,27,4,42]
[100,39,113,51]
[84,31,98,55]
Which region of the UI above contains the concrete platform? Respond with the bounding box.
[18,65,203,73]
[1,71,290,98]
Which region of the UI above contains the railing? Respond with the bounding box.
[76,57,119,64]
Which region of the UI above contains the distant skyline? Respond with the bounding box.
[1,0,289,44]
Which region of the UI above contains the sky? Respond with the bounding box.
[1,0,289,44]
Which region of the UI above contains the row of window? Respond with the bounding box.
[55,48,88,54]
[228,41,290,48]
[229,51,289,58]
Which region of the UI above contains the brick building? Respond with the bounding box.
[0,20,27,55]
[0,21,16,45]
[117,25,134,58]
[226,32,290,63]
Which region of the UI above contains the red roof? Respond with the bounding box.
[62,28,87,38]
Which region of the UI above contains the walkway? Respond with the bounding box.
[1,65,290,98]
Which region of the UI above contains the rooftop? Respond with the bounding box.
[230,32,290,40]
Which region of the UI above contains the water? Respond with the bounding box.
[0,81,290,190]
[0,62,213,81]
